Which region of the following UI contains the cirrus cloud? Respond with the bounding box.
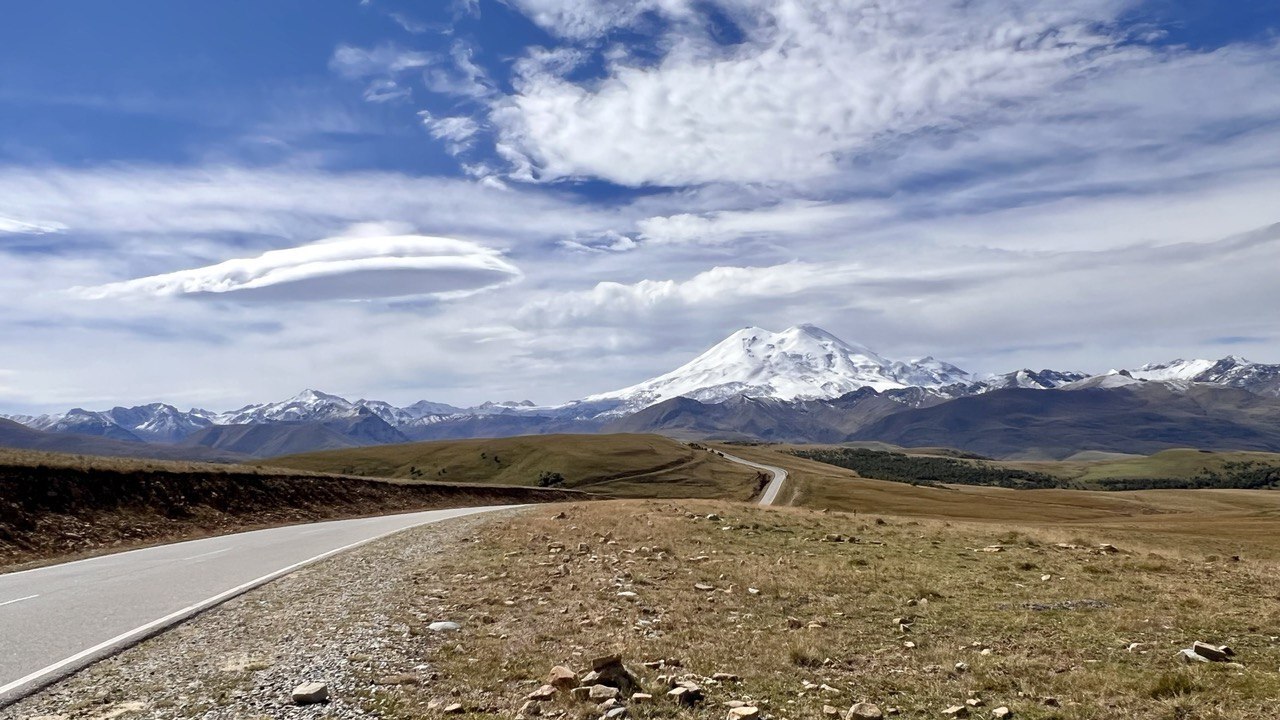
[75,229,522,302]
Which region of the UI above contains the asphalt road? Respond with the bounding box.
[720,452,789,506]
[0,505,520,707]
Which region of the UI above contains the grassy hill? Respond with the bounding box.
[0,448,580,570]
[258,433,765,499]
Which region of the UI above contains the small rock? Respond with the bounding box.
[991,707,1012,719]
[966,698,984,708]
[713,672,740,682]
[695,583,717,591]
[1097,543,1120,553]
[846,701,884,719]
[1179,648,1210,664]
[824,705,841,716]
[528,685,558,701]
[748,587,761,595]
[604,708,628,720]
[727,707,760,720]
[520,700,543,717]
[631,693,653,703]
[589,685,620,701]
[954,662,969,673]
[443,703,465,714]
[981,545,1004,553]
[943,706,970,718]
[548,665,578,690]
[592,654,624,670]
[668,685,705,706]
[291,682,329,705]
[1190,641,1233,662]
[428,621,462,632]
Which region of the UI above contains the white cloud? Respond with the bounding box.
[502,0,698,39]
[424,42,494,99]
[495,0,1143,186]
[637,201,890,246]
[421,113,482,155]
[75,228,521,302]
[329,44,431,78]
[0,215,67,235]
[363,78,412,103]
[0,164,624,245]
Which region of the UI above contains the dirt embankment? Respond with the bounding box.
[0,463,583,570]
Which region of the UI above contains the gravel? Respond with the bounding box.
[0,512,511,720]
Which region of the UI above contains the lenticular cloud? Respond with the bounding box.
[76,233,521,301]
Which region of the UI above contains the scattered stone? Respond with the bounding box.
[587,654,642,695]
[428,621,461,632]
[528,685,558,701]
[991,707,1012,719]
[604,707,628,719]
[1179,648,1210,664]
[1191,641,1235,662]
[519,700,542,717]
[942,706,970,717]
[954,662,969,673]
[748,587,761,595]
[820,683,841,694]
[668,683,705,706]
[727,706,761,720]
[617,591,638,600]
[548,665,578,690]
[1040,574,1052,582]
[1097,543,1120,554]
[981,545,1004,553]
[713,672,741,682]
[443,703,465,714]
[966,698,984,708]
[291,682,329,705]
[903,641,916,649]
[847,701,884,719]
[695,583,717,591]
[631,693,653,703]
[589,685,620,701]
[824,705,841,716]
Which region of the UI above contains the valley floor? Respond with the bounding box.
[5,498,1278,720]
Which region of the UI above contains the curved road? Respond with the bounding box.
[719,452,788,506]
[0,505,520,708]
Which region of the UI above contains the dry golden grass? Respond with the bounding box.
[708,443,1280,559]
[259,434,763,499]
[367,500,1280,720]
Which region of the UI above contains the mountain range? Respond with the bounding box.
[5,324,1280,460]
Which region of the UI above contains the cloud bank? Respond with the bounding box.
[76,231,521,302]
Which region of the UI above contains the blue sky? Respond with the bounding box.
[2,0,1279,412]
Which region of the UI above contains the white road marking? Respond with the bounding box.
[0,595,39,608]
[179,548,232,561]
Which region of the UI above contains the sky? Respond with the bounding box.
[2,0,1280,413]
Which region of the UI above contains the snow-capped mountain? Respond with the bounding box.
[7,324,1280,457]
[1127,356,1280,396]
[971,368,1091,392]
[587,324,972,412]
